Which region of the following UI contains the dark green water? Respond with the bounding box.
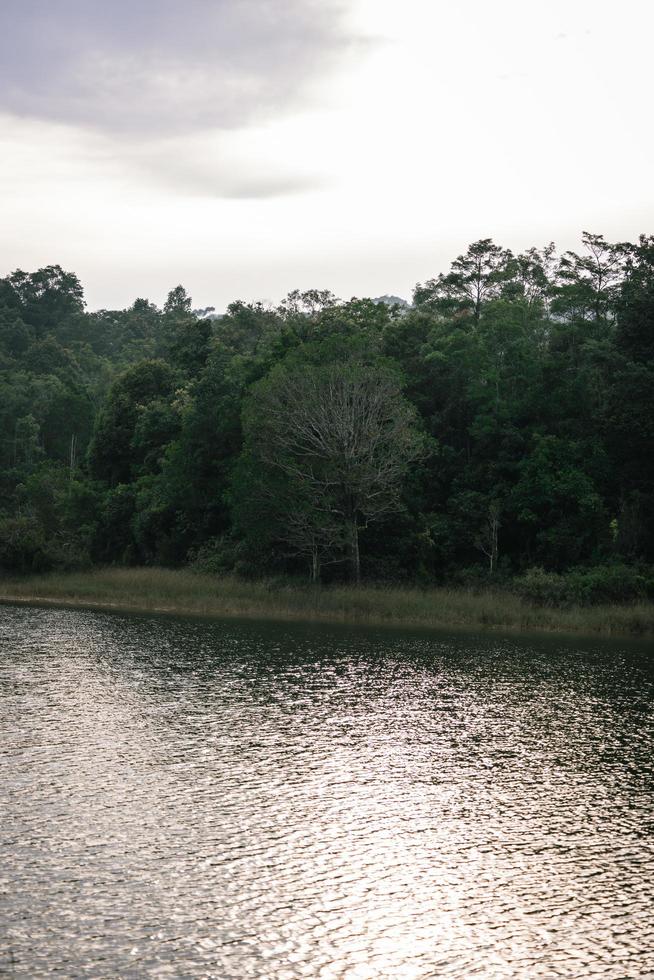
[1,604,653,978]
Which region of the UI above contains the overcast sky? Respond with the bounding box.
[1,0,652,311]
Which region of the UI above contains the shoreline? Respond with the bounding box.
[1,568,653,639]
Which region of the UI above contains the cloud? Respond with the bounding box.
[125,132,333,198]
[0,0,356,135]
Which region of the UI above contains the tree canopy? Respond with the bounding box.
[1,233,653,590]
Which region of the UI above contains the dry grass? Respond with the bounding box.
[1,567,653,637]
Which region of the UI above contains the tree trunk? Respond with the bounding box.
[310,545,320,584]
[489,508,499,574]
[69,432,77,481]
[348,516,360,585]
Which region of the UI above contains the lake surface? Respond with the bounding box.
[1,604,653,978]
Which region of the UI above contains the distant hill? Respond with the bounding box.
[373,295,411,310]
[192,307,223,320]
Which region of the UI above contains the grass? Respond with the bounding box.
[1,567,653,637]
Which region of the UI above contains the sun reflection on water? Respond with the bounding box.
[1,606,653,977]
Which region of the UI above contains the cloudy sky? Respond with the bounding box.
[1,0,652,311]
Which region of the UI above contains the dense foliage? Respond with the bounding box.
[1,233,653,596]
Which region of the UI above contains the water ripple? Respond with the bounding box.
[1,605,653,977]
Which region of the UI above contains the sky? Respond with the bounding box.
[1,0,652,311]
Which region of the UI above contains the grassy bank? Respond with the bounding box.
[1,567,653,637]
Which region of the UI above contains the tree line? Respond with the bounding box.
[1,233,653,596]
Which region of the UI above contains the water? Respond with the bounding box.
[1,604,653,978]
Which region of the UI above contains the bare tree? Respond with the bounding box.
[475,500,501,575]
[243,360,423,583]
[238,471,345,582]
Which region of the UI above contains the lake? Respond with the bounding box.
[1,603,653,978]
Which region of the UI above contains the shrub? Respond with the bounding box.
[187,536,238,575]
[0,515,53,574]
[514,564,653,607]
[451,561,513,591]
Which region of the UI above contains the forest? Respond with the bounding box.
[1,233,653,606]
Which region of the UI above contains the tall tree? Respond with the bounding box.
[414,239,511,322]
[87,360,175,485]
[555,232,623,324]
[5,265,85,337]
[240,356,423,582]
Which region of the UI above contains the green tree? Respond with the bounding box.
[12,414,44,469]
[414,239,511,321]
[615,235,654,363]
[509,435,607,568]
[5,265,85,338]
[88,360,175,485]
[161,286,211,378]
[163,285,192,315]
[554,232,623,325]
[605,238,654,559]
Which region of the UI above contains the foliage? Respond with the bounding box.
[514,564,654,607]
[1,233,653,591]
[0,515,53,573]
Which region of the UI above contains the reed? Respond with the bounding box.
[1,567,653,637]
